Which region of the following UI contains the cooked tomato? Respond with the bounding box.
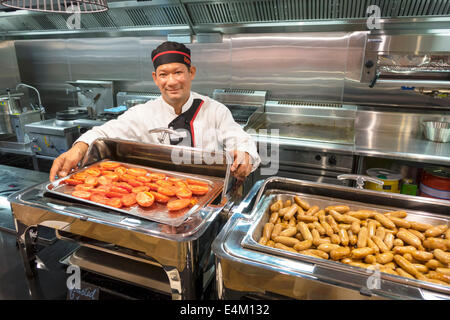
[136,192,155,207]
[106,191,127,198]
[188,184,209,196]
[132,186,149,193]
[156,179,174,188]
[72,190,91,199]
[150,191,170,203]
[110,186,129,194]
[189,197,199,208]
[72,172,89,181]
[175,181,189,189]
[97,175,112,186]
[127,168,148,177]
[115,182,132,192]
[90,193,109,204]
[128,179,144,187]
[176,188,192,199]
[114,166,128,175]
[149,173,166,181]
[121,193,137,207]
[145,183,159,191]
[74,184,94,192]
[168,177,183,183]
[136,176,152,183]
[106,197,122,208]
[65,178,84,186]
[186,178,209,187]
[167,199,191,211]
[157,186,176,197]
[101,172,119,182]
[91,185,111,195]
[86,168,102,177]
[100,161,121,170]
[84,176,98,187]
[120,173,137,182]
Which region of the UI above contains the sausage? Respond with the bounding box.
[396,230,422,249]
[288,218,297,227]
[425,225,448,238]
[341,214,360,224]
[313,221,326,235]
[396,268,415,279]
[394,254,421,278]
[301,249,329,260]
[339,228,349,246]
[274,242,298,253]
[423,238,448,251]
[348,230,358,246]
[385,210,407,218]
[317,243,340,253]
[305,205,320,216]
[330,246,351,260]
[384,232,395,250]
[283,199,292,208]
[279,226,297,237]
[329,209,344,222]
[375,226,386,241]
[393,238,404,247]
[403,253,413,262]
[269,211,279,224]
[320,220,334,237]
[271,223,283,240]
[293,196,310,210]
[384,262,396,270]
[274,236,300,247]
[313,209,324,218]
[434,249,450,265]
[374,214,396,229]
[283,204,299,221]
[445,229,450,240]
[409,221,434,232]
[266,240,275,247]
[387,216,411,229]
[412,264,428,274]
[326,215,340,233]
[367,220,377,238]
[380,268,398,276]
[351,247,374,259]
[425,259,446,270]
[365,255,376,264]
[258,236,268,245]
[348,210,372,220]
[338,224,351,230]
[393,246,417,255]
[351,221,360,235]
[330,234,341,245]
[297,215,319,223]
[278,206,290,217]
[297,221,313,241]
[293,239,313,251]
[408,229,425,242]
[312,229,325,246]
[376,252,394,264]
[427,271,450,284]
[263,222,275,239]
[349,262,370,269]
[298,250,324,259]
[325,205,350,213]
[270,199,282,212]
[436,267,450,276]
[341,258,353,264]
[411,250,434,262]
[357,227,369,248]
[296,206,305,218]
[295,233,303,241]
[371,235,390,253]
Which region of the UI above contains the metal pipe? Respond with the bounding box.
[16,83,45,114]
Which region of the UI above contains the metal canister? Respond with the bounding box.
[365,168,403,193]
[419,166,450,200]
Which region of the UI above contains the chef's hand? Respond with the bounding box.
[230,150,253,181]
[49,142,89,182]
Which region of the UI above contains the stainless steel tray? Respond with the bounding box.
[46,159,224,227]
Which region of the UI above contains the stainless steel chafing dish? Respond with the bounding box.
[10,138,235,300]
[212,177,450,300]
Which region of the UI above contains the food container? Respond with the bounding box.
[420,166,450,201]
[422,121,450,143]
[365,168,403,193]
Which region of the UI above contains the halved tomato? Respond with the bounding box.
[186,179,209,187]
[72,190,91,199]
[101,172,119,182]
[106,191,127,198]
[128,179,144,187]
[90,193,109,204]
[114,166,128,175]
[84,176,98,187]
[167,199,191,211]
[188,184,209,196]
[176,188,192,199]
[106,197,122,208]
[175,181,189,189]
[97,175,112,186]
[115,182,132,193]
[156,180,174,188]
[91,185,111,195]
[168,177,183,183]
[110,186,129,194]
[65,178,84,186]
[157,186,176,197]
[150,191,170,203]
[86,168,102,177]
[145,183,159,191]
[136,191,155,207]
[100,161,121,170]
[74,184,94,192]
[149,173,166,181]
[72,172,89,181]
[120,173,136,182]
[132,186,150,194]
[122,193,137,207]
[136,176,152,184]
[127,168,148,177]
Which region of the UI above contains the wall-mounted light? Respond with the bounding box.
[0,0,108,13]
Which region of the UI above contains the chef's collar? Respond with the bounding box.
[161,92,193,115]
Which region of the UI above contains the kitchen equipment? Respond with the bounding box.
[0,92,23,136]
[116,91,160,108]
[25,119,80,157]
[66,80,115,117]
[9,138,233,299]
[365,168,403,193]
[419,166,450,201]
[0,0,109,13]
[422,121,450,143]
[55,109,89,126]
[212,176,450,300]
[16,83,46,117]
[124,99,147,109]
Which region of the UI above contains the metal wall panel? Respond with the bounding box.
[0,41,21,90]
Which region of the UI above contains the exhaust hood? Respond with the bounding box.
[0,0,449,39]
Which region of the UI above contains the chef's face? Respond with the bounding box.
[152,63,196,106]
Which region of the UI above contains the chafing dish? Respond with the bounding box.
[213,177,450,300]
[10,138,234,299]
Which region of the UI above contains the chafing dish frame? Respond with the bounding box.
[10,138,235,300]
[213,176,450,300]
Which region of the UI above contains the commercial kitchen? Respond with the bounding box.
[0,0,449,301]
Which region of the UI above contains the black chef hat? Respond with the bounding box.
[151,41,191,70]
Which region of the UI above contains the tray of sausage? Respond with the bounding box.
[244,191,450,290]
[46,160,224,226]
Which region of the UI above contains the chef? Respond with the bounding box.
[49,41,261,182]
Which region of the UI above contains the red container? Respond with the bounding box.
[419,166,450,201]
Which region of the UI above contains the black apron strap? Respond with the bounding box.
[167,98,204,147]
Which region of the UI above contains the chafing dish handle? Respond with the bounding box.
[337,174,384,190]
[232,179,265,215]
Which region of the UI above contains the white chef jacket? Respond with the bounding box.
[75,91,261,172]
